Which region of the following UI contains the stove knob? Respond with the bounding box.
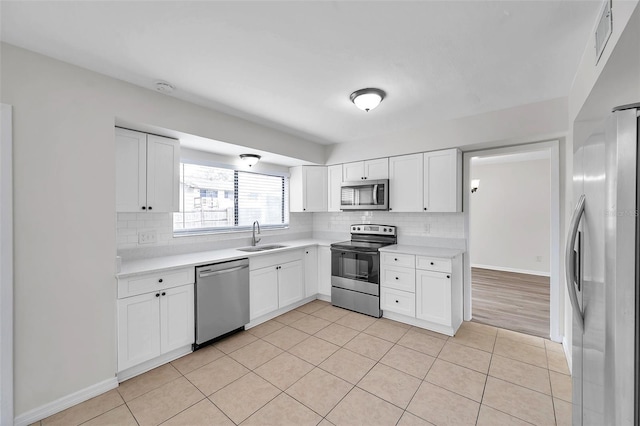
[357,227,361,231]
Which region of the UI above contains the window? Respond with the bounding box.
[173,162,289,234]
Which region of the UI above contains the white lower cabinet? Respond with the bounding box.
[317,246,331,297]
[380,249,463,336]
[278,260,304,307]
[304,247,318,297]
[117,283,194,372]
[416,270,452,326]
[249,250,304,321]
[249,267,279,319]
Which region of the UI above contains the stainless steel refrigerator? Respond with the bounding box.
[567,102,638,425]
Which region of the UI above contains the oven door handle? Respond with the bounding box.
[330,247,378,255]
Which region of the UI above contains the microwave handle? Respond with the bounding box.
[373,184,378,205]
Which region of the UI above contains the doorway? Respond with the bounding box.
[469,151,551,337]
[463,141,561,341]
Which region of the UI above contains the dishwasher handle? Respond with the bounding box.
[198,264,248,278]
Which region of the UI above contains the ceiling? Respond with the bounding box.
[1,1,601,147]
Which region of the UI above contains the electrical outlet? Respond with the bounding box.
[138,230,157,244]
[536,255,543,262]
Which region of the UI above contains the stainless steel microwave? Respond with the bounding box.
[340,180,389,210]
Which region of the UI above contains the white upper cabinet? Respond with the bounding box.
[388,153,424,212]
[290,166,327,212]
[116,128,179,213]
[423,149,462,212]
[327,164,343,212]
[342,158,388,181]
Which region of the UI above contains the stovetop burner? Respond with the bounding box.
[330,224,397,252]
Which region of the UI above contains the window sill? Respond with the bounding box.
[173,225,289,238]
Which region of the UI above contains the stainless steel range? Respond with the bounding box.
[330,224,397,317]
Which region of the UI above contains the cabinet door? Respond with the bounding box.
[146,134,180,212]
[160,284,194,353]
[304,247,318,297]
[250,267,279,320]
[416,270,451,326]
[364,158,389,179]
[389,153,424,212]
[327,165,343,212]
[117,292,161,371]
[317,246,332,296]
[116,128,147,212]
[303,167,328,212]
[423,149,461,212]
[342,161,365,181]
[278,260,304,307]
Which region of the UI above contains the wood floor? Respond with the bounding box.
[471,267,550,339]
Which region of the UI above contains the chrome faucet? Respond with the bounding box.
[252,221,261,246]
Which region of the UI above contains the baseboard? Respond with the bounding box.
[316,293,331,302]
[117,345,192,382]
[246,295,318,329]
[471,264,550,277]
[14,377,118,426]
[563,335,572,375]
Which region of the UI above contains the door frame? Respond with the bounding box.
[1,103,14,424]
[462,139,562,342]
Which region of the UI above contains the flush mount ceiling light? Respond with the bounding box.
[350,88,386,112]
[240,154,261,167]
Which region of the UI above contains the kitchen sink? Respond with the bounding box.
[237,244,288,252]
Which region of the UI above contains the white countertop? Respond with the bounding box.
[379,244,465,258]
[118,239,334,278]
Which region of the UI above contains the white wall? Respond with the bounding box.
[470,159,550,275]
[0,42,326,418]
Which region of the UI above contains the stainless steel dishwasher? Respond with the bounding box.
[194,258,250,350]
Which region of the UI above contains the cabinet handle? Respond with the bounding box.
[306,251,309,254]
[424,207,427,211]
[394,258,398,261]
[303,208,306,211]
[141,206,146,210]
[389,208,392,211]
[155,293,160,297]
[158,278,163,283]
[148,206,152,210]
[162,292,166,296]
[447,275,450,279]
[395,277,399,280]
[395,300,399,303]
[430,262,434,265]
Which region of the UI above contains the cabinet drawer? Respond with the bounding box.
[416,256,451,273]
[118,267,194,299]
[381,252,415,268]
[381,287,415,317]
[381,266,415,292]
[250,250,303,271]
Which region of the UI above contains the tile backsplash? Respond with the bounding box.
[117,210,464,258]
[312,211,465,240]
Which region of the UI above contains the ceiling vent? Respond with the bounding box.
[594,0,612,64]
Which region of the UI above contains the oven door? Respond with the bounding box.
[330,248,380,296]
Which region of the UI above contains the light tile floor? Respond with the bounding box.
[36,300,572,426]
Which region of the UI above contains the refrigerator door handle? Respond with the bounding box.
[565,194,585,331]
